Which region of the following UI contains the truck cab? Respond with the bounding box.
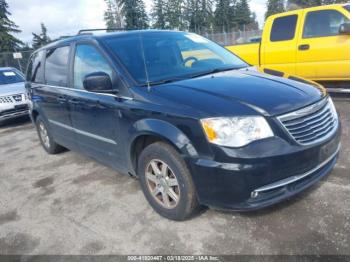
[228,4,350,92]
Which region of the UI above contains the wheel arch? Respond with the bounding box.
[128,119,199,176]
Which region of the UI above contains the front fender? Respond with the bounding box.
[127,118,199,174]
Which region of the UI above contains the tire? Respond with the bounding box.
[138,142,201,221]
[35,116,65,154]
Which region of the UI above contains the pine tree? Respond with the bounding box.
[0,0,23,52]
[265,0,285,19]
[104,0,124,29]
[152,0,166,29]
[214,0,234,32]
[122,0,149,29]
[184,0,214,33]
[32,23,51,50]
[164,0,185,30]
[234,0,254,30]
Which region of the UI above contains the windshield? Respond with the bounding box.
[0,69,24,85]
[102,32,248,86]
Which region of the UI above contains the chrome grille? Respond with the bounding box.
[0,96,13,103]
[0,94,24,103]
[278,98,338,145]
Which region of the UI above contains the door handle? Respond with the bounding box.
[69,98,81,105]
[298,44,310,51]
[57,95,66,103]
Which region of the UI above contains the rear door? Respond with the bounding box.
[68,43,126,169]
[261,11,301,76]
[296,7,350,80]
[29,46,77,148]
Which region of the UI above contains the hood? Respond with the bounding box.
[151,70,325,117]
[0,82,26,96]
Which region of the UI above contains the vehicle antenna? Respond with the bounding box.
[139,33,151,91]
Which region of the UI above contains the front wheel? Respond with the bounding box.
[138,142,201,221]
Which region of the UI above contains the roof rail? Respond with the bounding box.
[77,28,136,35]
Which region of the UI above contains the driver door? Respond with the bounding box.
[68,43,124,169]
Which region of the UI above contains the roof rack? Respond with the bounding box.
[77,28,136,35]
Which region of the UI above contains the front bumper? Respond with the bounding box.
[0,103,29,121]
[187,125,341,211]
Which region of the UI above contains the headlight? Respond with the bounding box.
[201,116,274,147]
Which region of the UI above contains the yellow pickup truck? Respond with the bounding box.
[227,4,350,93]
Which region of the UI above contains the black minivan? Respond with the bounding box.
[26,30,341,220]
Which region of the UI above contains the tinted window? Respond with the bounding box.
[0,69,24,85]
[270,15,298,42]
[45,46,70,86]
[73,45,113,90]
[103,32,248,85]
[26,51,45,83]
[303,10,350,38]
[344,5,350,13]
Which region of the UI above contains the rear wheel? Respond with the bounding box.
[138,142,201,220]
[35,116,65,154]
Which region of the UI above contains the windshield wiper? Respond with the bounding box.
[190,66,247,79]
[140,77,187,87]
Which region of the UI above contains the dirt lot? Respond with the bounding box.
[0,98,349,255]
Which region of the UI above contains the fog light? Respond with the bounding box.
[251,191,259,198]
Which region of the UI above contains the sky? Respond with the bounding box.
[8,0,267,44]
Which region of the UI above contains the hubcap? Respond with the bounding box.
[145,159,180,209]
[39,122,50,149]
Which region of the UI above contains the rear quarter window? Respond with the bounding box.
[45,46,70,87]
[270,15,298,42]
[26,51,45,83]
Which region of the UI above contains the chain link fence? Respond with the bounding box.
[204,30,262,46]
[0,50,33,73]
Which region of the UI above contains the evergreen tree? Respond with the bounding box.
[0,0,23,52]
[214,0,234,32]
[122,0,149,29]
[164,0,185,30]
[32,23,51,50]
[104,0,124,29]
[265,0,285,19]
[152,0,166,29]
[234,0,254,30]
[184,0,214,33]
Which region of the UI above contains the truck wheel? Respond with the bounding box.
[35,116,65,154]
[138,142,201,221]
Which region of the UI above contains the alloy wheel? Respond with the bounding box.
[39,122,50,149]
[145,159,181,209]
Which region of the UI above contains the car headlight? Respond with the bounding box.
[201,116,274,147]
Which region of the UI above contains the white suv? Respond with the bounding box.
[0,67,29,123]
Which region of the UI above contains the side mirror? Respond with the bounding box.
[83,72,115,93]
[339,23,350,35]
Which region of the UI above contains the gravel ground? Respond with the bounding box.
[0,98,349,255]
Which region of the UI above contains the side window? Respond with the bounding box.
[303,10,350,38]
[73,45,113,90]
[26,51,45,83]
[45,46,70,87]
[270,15,298,42]
[344,5,350,13]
